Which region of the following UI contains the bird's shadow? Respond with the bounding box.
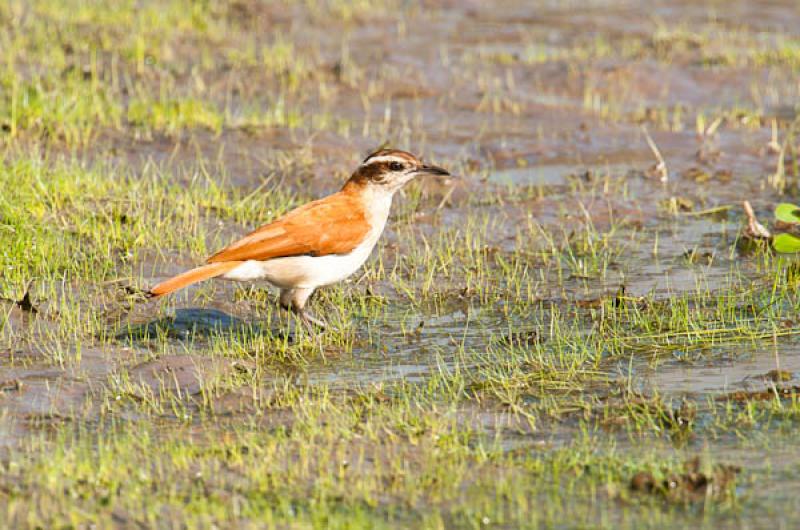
[117,307,294,343]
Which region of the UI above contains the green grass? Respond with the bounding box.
[1,0,800,528]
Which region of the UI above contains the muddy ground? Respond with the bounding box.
[1,0,800,528]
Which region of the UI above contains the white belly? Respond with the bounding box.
[220,236,378,289]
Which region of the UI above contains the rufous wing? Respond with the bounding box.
[206,191,370,263]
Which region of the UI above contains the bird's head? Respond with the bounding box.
[344,148,450,194]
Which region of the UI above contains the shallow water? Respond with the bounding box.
[3,0,800,525]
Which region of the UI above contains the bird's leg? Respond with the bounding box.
[280,288,328,333]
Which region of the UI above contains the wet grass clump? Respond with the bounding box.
[2,0,800,528]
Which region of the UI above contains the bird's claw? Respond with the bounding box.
[297,309,337,334]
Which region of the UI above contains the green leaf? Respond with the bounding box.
[775,203,800,223]
[773,233,800,253]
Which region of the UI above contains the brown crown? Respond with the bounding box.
[361,148,421,165]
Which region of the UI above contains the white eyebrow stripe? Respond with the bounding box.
[362,155,412,166]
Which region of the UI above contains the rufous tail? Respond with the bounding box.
[149,262,242,297]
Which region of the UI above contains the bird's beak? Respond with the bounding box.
[417,164,450,176]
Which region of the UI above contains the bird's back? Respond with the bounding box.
[206,190,371,263]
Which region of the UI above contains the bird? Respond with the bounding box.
[148,148,450,330]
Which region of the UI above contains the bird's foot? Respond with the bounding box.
[298,310,330,332]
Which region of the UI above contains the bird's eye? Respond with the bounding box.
[389,162,404,171]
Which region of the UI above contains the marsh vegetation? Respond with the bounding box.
[1,0,800,527]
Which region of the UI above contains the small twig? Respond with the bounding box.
[697,115,723,139]
[0,281,38,314]
[704,116,723,138]
[769,117,800,193]
[766,119,781,154]
[681,204,733,217]
[435,182,457,212]
[742,201,771,240]
[642,126,668,183]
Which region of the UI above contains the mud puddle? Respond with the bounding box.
[3,0,800,525]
